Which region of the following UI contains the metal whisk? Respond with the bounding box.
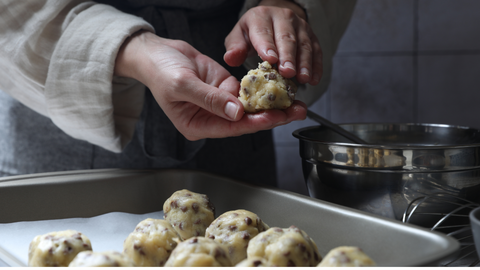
[403,193,479,267]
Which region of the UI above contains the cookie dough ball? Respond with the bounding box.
[123,218,180,266]
[235,256,270,267]
[28,230,92,267]
[69,251,135,267]
[163,189,215,240]
[238,61,297,113]
[318,246,376,267]
[247,225,321,267]
[205,209,269,264]
[164,237,232,267]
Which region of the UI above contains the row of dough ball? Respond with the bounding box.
[28,189,375,267]
[28,228,374,267]
[158,189,374,267]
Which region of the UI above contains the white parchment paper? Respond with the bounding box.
[0,211,164,266]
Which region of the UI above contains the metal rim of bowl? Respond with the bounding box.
[293,122,480,171]
[293,122,480,149]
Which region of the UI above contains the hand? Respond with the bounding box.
[114,31,307,141]
[224,0,322,85]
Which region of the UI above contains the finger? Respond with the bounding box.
[184,108,299,141]
[284,100,307,122]
[178,74,244,122]
[295,21,314,84]
[178,99,307,141]
[175,53,244,121]
[225,101,307,134]
[273,9,299,79]
[245,7,279,64]
[224,24,250,67]
[195,54,237,89]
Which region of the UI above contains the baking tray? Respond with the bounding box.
[0,169,459,267]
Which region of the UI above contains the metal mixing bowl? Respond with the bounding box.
[293,123,480,225]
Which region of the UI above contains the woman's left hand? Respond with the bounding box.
[224,0,322,86]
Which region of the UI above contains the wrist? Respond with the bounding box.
[114,30,152,84]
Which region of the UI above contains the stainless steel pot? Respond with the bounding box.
[293,123,480,224]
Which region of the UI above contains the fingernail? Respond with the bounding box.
[313,73,321,83]
[267,49,278,59]
[283,61,296,71]
[225,102,239,120]
[300,68,309,77]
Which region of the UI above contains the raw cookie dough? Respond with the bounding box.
[247,225,321,267]
[317,246,376,267]
[68,251,136,267]
[163,189,215,240]
[238,61,297,113]
[28,230,92,267]
[235,256,270,267]
[123,218,180,266]
[205,209,270,264]
[164,237,232,267]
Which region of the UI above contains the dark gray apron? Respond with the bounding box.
[0,0,277,187]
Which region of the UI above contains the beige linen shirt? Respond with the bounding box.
[0,0,355,153]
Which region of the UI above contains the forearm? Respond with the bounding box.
[0,0,154,152]
[0,0,95,116]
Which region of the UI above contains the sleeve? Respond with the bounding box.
[0,0,155,153]
[240,0,357,106]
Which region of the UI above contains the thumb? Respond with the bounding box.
[182,75,244,121]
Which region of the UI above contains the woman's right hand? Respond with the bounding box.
[114,31,307,141]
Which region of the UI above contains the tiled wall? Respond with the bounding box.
[274,0,480,195]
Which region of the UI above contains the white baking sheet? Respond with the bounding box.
[0,211,164,267]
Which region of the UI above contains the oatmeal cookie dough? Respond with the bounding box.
[164,237,232,267]
[68,251,136,267]
[28,230,92,267]
[163,189,216,240]
[247,225,321,267]
[238,61,297,113]
[317,246,376,267]
[235,256,270,267]
[205,209,270,264]
[123,218,180,266]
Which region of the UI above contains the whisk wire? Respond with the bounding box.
[403,193,479,267]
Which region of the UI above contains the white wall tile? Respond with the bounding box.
[418,54,480,129]
[337,0,415,53]
[419,0,480,51]
[329,56,416,123]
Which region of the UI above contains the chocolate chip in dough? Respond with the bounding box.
[189,238,198,244]
[170,200,178,208]
[192,203,199,213]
